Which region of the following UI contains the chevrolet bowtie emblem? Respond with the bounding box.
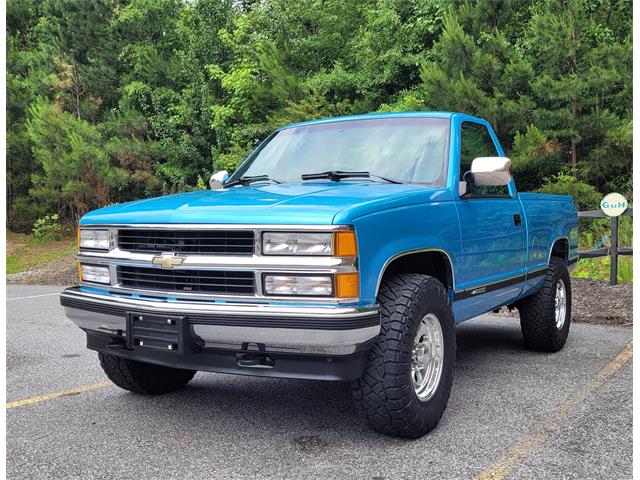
[151,253,185,269]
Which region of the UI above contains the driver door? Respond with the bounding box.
[455,121,525,296]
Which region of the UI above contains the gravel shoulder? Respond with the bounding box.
[7,253,78,285]
[496,278,632,326]
[557,278,632,326]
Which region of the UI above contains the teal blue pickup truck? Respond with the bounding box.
[61,112,579,438]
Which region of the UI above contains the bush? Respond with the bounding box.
[8,195,49,233]
[537,173,602,210]
[32,214,63,242]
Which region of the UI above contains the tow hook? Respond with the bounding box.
[236,353,274,368]
[106,336,129,351]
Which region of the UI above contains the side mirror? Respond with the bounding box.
[469,157,512,186]
[209,170,229,190]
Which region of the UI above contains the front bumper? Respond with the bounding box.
[60,287,380,356]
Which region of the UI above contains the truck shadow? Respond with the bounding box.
[115,316,530,443]
[455,316,527,354]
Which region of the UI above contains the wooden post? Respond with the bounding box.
[610,215,619,285]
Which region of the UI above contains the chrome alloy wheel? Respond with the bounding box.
[555,279,567,329]
[411,313,444,402]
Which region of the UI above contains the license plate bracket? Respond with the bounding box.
[126,312,192,353]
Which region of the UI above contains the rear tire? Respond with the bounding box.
[99,353,196,395]
[518,257,571,352]
[351,273,456,438]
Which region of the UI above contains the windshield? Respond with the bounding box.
[231,117,450,185]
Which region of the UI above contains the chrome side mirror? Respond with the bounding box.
[469,157,512,186]
[209,170,229,190]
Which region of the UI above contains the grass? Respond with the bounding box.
[571,255,633,284]
[572,215,633,284]
[6,231,77,275]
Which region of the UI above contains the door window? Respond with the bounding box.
[460,122,509,197]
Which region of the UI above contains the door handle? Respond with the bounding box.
[513,214,522,226]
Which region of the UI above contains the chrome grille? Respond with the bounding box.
[117,229,254,255]
[118,266,256,295]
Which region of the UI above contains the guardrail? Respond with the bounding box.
[578,208,632,285]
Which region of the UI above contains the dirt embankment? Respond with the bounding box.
[7,253,79,285]
[495,278,632,326]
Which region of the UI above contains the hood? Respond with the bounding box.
[80,182,452,225]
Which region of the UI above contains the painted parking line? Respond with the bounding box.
[6,382,111,410]
[7,292,61,301]
[473,341,633,480]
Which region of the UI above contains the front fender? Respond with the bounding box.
[350,201,462,304]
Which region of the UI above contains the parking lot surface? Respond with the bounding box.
[7,284,632,479]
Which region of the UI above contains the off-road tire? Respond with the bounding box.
[351,273,456,438]
[518,257,571,352]
[99,353,196,395]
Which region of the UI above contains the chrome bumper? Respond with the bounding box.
[60,287,380,355]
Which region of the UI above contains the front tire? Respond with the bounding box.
[518,257,572,352]
[351,274,456,438]
[99,353,196,395]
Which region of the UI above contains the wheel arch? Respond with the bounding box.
[375,249,455,297]
[549,237,570,264]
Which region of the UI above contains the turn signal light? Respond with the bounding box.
[335,231,357,256]
[335,272,359,298]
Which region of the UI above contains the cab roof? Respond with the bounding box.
[279,111,485,130]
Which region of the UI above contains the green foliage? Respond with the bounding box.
[195,176,207,190]
[32,214,64,241]
[26,100,118,223]
[8,195,49,233]
[511,125,563,191]
[572,256,632,284]
[572,214,633,284]
[573,213,633,284]
[6,0,632,236]
[537,172,601,210]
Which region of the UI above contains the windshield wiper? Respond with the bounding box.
[223,175,282,188]
[300,170,403,184]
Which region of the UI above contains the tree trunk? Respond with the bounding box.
[570,25,578,177]
[570,97,577,176]
[72,64,81,120]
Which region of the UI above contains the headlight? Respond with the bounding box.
[262,231,357,256]
[263,232,333,255]
[79,229,110,250]
[80,264,111,284]
[263,274,334,296]
[263,273,359,298]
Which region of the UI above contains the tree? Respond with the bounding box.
[413,1,537,147]
[5,0,633,232]
[525,0,632,182]
[26,100,121,224]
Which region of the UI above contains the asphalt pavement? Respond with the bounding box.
[6,284,633,479]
